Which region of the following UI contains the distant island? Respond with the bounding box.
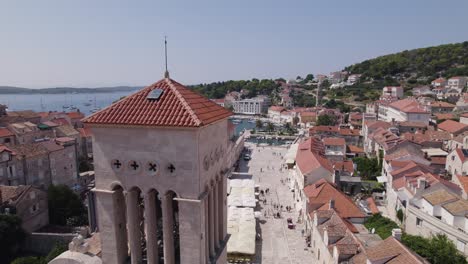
[0,86,142,94]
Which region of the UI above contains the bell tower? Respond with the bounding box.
[83,78,232,263]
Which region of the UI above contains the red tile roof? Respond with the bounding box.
[366,197,379,214]
[348,145,364,153]
[67,111,85,119]
[83,78,232,127]
[53,118,71,126]
[365,237,426,264]
[296,138,333,175]
[304,179,365,219]
[339,128,360,136]
[0,144,15,155]
[269,106,285,112]
[454,148,468,162]
[0,127,14,138]
[332,160,354,174]
[430,101,455,108]
[434,113,455,120]
[456,175,468,194]
[323,137,346,146]
[438,120,468,134]
[389,98,429,114]
[77,127,92,138]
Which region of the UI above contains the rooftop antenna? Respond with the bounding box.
[164,36,169,78]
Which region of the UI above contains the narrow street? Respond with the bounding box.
[236,142,314,264]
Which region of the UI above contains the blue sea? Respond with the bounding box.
[0,91,137,116]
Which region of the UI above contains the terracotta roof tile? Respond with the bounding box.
[456,175,468,194]
[366,237,426,264]
[0,127,14,137]
[389,98,429,114]
[77,127,92,137]
[434,113,455,120]
[83,78,232,127]
[66,112,85,119]
[442,199,468,215]
[296,138,333,175]
[430,101,455,108]
[366,197,379,214]
[438,120,468,134]
[323,137,346,146]
[348,145,364,153]
[0,185,31,204]
[422,189,458,205]
[304,179,365,219]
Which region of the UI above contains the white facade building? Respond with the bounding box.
[232,96,270,115]
[378,98,430,124]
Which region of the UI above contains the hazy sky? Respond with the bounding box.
[1,0,467,88]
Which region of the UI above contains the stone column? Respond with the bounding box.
[162,194,175,264]
[126,190,142,264]
[213,181,220,249]
[145,192,158,264]
[217,178,224,243]
[205,195,210,263]
[178,200,204,263]
[221,176,228,239]
[209,189,215,257]
[94,188,128,264]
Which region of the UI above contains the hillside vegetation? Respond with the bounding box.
[345,41,468,81]
[190,79,280,99]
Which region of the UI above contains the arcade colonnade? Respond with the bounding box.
[96,176,226,264]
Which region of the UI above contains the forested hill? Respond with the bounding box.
[344,41,468,81]
[190,79,280,99]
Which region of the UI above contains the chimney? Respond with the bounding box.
[392,228,402,241]
[329,199,335,209]
[417,178,427,189]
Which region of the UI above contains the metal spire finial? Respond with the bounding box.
[164,36,169,78]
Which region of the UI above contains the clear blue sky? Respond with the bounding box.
[1,0,467,88]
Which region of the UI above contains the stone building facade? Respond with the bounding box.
[83,77,232,264]
[0,185,49,232]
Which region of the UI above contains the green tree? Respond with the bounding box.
[0,215,26,261]
[292,116,300,126]
[304,74,314,82]
[255,119,263,129]
[78,156,92,172]
[428,234,467,264]
[44,243,67,263]
[316,114,337,126]
[11,257,44,264]
[266,122,274,132]
[402,234,467,264]
[48,185,88,226]
[396,209,404,222]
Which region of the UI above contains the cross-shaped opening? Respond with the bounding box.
[113,160,122,169]
[168,164,175,173]
[148,163,157,172]
[130,161,139,170]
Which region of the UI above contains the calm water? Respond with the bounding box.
[0,91,137,116]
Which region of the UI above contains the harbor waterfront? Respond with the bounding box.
[0,90,137,116]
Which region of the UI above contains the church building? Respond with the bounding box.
[83,76,232,263]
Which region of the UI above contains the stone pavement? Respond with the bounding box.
[235,142,313,264]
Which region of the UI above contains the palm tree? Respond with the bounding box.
[267,122,274,132]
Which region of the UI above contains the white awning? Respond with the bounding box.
[227,207,256,256]
[228,178,256,208]
[376,176,388,183]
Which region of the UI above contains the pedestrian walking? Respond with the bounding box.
[301,229,305,237]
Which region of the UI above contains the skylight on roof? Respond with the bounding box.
[147,88,164,101]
